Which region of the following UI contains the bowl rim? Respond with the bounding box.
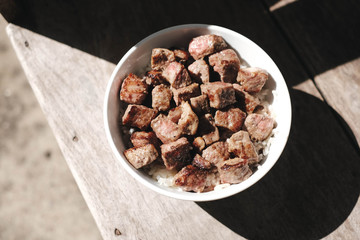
[103,24,292,202]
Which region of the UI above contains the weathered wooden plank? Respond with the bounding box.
[315,58,360,145]
[6,0,360,239]
[7,24,242,240]
[263,0,360,147]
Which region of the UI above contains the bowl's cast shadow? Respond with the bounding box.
[197,89,360,240]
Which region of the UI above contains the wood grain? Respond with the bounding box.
[8,23,360,240]
[7,24,242,240]
[5,0,360,239]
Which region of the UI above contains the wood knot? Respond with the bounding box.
[24,41,29,47]
[72,136,78,142]
[114,228,122,236]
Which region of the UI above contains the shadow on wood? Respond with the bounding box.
[3,0,360,239]
[263,0,360,77]
[198,89,360,240]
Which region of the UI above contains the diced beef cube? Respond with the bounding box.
[244,113,274,141]
[161,137,192,170]
[201,82,236,109]
[198,114,220,146]
[124,144,158,169]
[162,62,192,89]
[145,70,168,86]
[152,84,172,111]
[190,95,211,115]
[172,83,200,105]
[130,131,160,150]
[227,131,258,164]
[209,49,240,83]
[188,59,210,83]
[151,48,175,71]
[178,102,199,135]
[188,34,228,60]
[120,73,148,104]
[122,105,157,130]
[192,154,212,170]
[233,84,260,114]
[151,114,182,143]
[202,141,230,167]
[214,108,246,132]
[173,49,190,65]
[237,67,268,93]
[219,158,252,184]
[173,165,208,193]
[167,106,182,123]
[193,136,206,152]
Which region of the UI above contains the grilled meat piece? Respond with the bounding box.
[192,154,212,170]
[145,70,168,86]
[237,67,268,93]
[209,49,241,83]
[162,62,192,89]
[202,141,230,167]
[173,165,208,193]
[120,73,148,104]
[214,108,246,132]
[173,49,190,65]
[178,102,199,135]
[122,104,157,130]
[188,59,210,83]
[152,84,172,111]
[190,94,210,115]
[244,113,274,141]
[227,131,258,164]
[192,136,206,152]
[124,144,158,169]
[233,83,260,114]
[161,137,192,170]
[167,106,182,123]
[188,34,227,60]
[219,158,252,184]
[130,131,160,149]
[151,48,175,71]
[201,82,236,109]
[172,83,200,106]
[151,114,182,143]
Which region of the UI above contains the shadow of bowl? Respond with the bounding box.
[197,89,360,240]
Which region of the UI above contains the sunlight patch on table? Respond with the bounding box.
[270,0,298,12]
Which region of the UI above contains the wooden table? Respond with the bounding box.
[2,0,360,239]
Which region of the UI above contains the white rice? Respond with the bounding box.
[214,183,231,191]
[148,164,178,187]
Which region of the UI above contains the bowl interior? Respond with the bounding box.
[104,24,291,201]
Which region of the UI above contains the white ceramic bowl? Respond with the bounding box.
[104,24,291,201]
